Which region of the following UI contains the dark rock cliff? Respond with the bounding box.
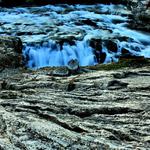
[0,36,22,68]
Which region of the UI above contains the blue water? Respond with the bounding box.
[0,4,150,68]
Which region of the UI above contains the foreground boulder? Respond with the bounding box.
[0,36,22,68]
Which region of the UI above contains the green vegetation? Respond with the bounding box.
[86,57,150,71]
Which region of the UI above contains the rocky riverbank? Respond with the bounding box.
[0,1,150,149]
[0,60,150,149]
[0,35,150,149]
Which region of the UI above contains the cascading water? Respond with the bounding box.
[0,4,150,69]
[23,38,97,68]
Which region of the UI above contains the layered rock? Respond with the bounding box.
[0,60,150,149]
[0,36,22,68]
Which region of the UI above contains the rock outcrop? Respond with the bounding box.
[127,0,150,32]
[0,60,150,149]
[0,36,22,68]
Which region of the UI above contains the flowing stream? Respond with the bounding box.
[0,4,150,68]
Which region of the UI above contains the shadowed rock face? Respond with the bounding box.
[0,36,22,68]
[127,1,150,32]
[0,62,150,149]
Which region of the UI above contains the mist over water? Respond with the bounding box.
[0,4,150,68]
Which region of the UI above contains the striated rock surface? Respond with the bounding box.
[0,36,22,68]
[0,61,150,149]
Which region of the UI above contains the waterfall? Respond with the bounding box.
[23,38,97,69]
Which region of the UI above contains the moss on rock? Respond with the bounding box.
[86,57,150,71]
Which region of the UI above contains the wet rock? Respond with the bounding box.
[112,19,126,24]
[118,36,132,42]
[120,54,145,60]
[99,52,107,63]
[93,50,106,64]
[0,36,23,68]
[56,37,76,49]
[128,13,150,32]
[90,38,102,50]
[127,0,150,32]
[76,19,98,27]
[67,59,80,74]
[104,40,118,53]
[89,38,105,63]
[89,38,110,63]
[50,62,91,77]
[121,48,132,57]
